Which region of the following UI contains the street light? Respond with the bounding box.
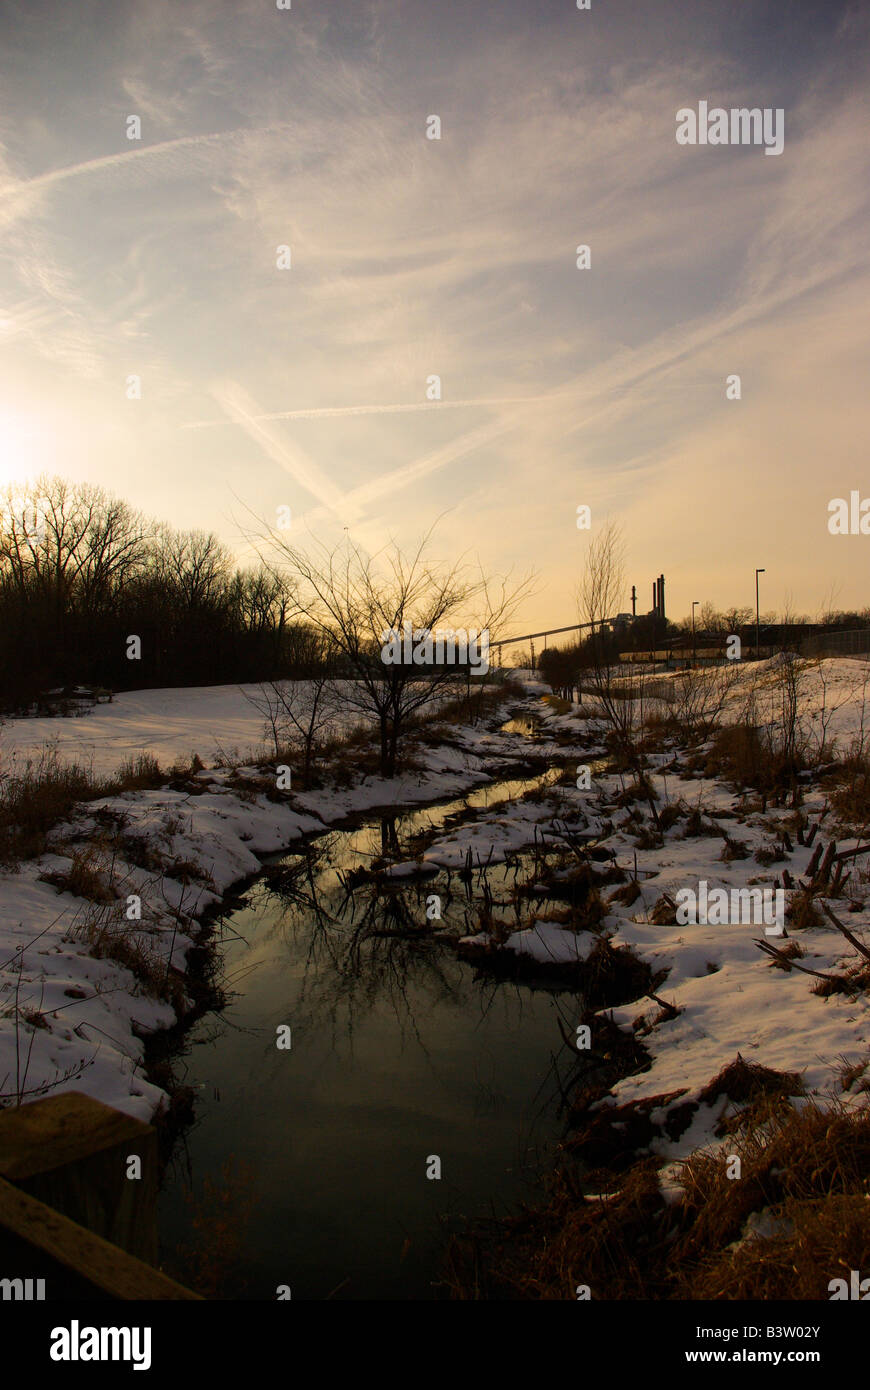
[755,568,765,660]
[692,600,699,667]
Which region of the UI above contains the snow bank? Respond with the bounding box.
[0,688,525,1120]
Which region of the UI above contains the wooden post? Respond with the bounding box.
[0,1092,157,1264]
[0,1177,199,1300]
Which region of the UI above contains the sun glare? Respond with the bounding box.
[0,406,44,488]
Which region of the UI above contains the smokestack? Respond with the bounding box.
[652,581,657,615]
[631,584,636,618]
[657,575,665,621]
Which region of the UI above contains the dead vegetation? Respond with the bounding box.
[445,1070,870,1301]
[38,844,118,902]
[443,659,870,1299]
[78,911,187,1009]
[0,747,204,866]
[830,752,870,826]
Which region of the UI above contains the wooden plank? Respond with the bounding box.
[0,1092,158,1263]
[0,1176,200,1300]
[0,1092,149,1182]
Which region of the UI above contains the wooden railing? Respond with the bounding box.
[0,1092,199,1300]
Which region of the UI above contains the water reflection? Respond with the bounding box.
[158,779,591,1300]
[254,825,508,1042]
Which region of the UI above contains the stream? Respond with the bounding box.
[157,751,592,1299]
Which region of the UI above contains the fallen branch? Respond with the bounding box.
[755,938,855,986]
[833,843,870,864]
[644,990,680,1020]
[821,902,870,963]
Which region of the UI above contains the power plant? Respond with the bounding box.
[651,574,666,621]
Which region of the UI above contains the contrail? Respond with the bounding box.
[210,380,352,519]
[181,395,547,429]
[294,410,521,534]
[2,125,289,200]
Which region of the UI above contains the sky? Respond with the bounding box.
[0,0,869,633]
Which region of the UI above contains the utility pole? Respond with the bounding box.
[692,600,699,668]
[755,568,765,660]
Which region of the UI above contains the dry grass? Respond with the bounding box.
[39,845,117,903]
[609,879,642,907]
[77,909,185,1007]
[0,754,104,864]
[0,746,173,866]
[114,751,164,788]
[434,677,525,726]
[579,937,656,1008]
[831,754,870,826]
[720,831,750,862]
[541,693,572,715]
[682,805,718,838]
[446,1081,870,1300]
[696,724,805,795]
[657,802,682,832]
[786,888,825,929]
[674,1103,870,1299]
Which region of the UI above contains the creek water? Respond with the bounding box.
[157,768,586,1300]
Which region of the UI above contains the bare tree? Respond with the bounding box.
[245,632,339,786]
[769,651,807,800]
[722,605,753,631]
[154,527,231,610]
[576,522,660,824]
[248,678,337,786]
[698,600,722,634]
[666,660,743,742]
[0,476,148,612]
[263,529,522,777]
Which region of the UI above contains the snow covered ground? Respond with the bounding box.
[3,658,870,1189]
[442,660,870,1167]
[0,682,362,776]
[615,654,870,751]
[0,682,530,1119]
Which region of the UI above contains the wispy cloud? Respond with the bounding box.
[182,395,548,428]
[1,124,291,213]
[0,0,868,619]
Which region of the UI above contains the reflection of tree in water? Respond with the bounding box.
[252,819,589,1141]
[262,825,466,1053]
[378,817,401,858]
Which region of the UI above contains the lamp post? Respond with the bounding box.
[692,600,699,668]
[755,568,765,660]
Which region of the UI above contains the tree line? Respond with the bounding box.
[0,476,317,711]
[0,479,533,773]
